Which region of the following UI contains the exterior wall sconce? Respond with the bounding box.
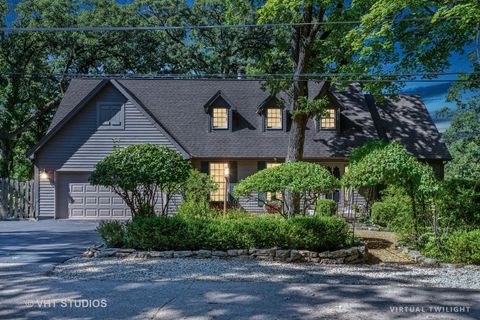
[40,169,49,180]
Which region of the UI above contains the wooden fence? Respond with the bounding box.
[0,178,35,219]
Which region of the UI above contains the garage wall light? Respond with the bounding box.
[40,169,49,180]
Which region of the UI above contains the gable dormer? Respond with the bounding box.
[316,93,341,133]
[204,90,236,132]
[257,96,286,132]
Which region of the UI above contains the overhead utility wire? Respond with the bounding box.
[0,16,461,32]
[0,72,478,83]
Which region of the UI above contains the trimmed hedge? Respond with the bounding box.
[98,215,350,252]
[315,199,336,216]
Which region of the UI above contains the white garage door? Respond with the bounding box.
[68,183,131,219]
[56,173,131,219]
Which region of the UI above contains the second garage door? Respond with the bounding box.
[56,172,131,219]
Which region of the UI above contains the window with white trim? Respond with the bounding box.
[211,107,228,129]
[210,162,228,201]
[266,108,282,129]
[320,108,336,129]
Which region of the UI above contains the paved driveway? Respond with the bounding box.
[1,220,480,320]
[0,219,100,275]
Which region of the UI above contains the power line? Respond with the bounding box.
[0,71,478,83]
[0,16,461,33]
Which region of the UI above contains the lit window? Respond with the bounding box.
[210,162,228,201]
[320,108,336,129]
[266,163,282,201]
[266,108,282,129]
[212,108,228,129]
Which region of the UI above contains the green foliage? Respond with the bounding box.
[444,230,480,264]
[97,220,125,248]
[315,199,336,216]
[370,187,414,236]
[347,139,388,165]
[436,179,480,230]
[182,169,217,202]
[100,215,350,252]
[443,99,480,182]
[90,144,191,218]
[234,161,339,216]
[177,199,217,218]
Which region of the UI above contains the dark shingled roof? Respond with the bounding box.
[43,78,450,160]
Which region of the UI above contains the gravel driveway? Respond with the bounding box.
[54,257,480,290]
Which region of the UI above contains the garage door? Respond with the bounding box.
[56,173,131,219]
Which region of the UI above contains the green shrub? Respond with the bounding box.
[444,229,480,264]
[90,144,191,218]
[100,215,350,252]
[371,187,413,233]
[315,199,336,216]
[177,199,216,218]
[183,169,217,202]
[97,220,125,248]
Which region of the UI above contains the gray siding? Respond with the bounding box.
[39,173,55,217]
[37,84,177,170]
[36,84,179,218]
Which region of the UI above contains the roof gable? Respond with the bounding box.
[28,80,189,158]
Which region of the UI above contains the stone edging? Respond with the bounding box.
[82,244,368,264]
[395,244,440,266]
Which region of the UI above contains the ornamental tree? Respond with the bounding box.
[342,142,439,238]
[233,162,339,217]
[90,144,191,219]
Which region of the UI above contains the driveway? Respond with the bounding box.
[1,220,480,320]
[0,219,100,275]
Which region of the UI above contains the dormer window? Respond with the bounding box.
[266,107,283,129]
[212,107,228,129]
[257,96,286,132]
[320,108,336,129]
[204,91,235,132]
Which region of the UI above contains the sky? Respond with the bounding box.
[5,0,475,132]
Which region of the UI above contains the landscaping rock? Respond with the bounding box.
[420,258,439,266]
[318,251,331,258]
[227,250,240,257]
[237,249,248,256]
[289,250,303,262]
[134,251,151,259]
[299,250,312,259]
[174,251,193,258]
[116,248,135,254]
[115,252,131,258]
[254,248,276,257]
[212,250,228,257]
[82,251,94,258]
[195,250,212,258]
[94,250,117,258]
[275,249,291,259]
[329,249,349,258]
[320,258,344,264]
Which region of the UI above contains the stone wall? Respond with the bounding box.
[83,245,368,264]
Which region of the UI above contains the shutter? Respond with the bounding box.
[257,161,266,171]
[229,161,238,183]
[257,161,266,206]
[200,162,210,175]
